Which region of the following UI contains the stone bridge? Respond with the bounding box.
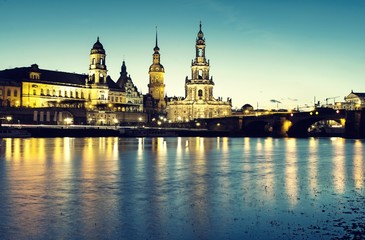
[241,108,346,137]
[203,108,358,138]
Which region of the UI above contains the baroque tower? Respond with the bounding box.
[148,29,166,110]
[166,22,232,122]
[88,37,107,85]
[185,21,214,102]
[88,37,109,105]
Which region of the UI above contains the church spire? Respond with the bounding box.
[154,26,160,52]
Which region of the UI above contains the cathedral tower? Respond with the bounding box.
[88,37,107,85]
[148,29,166,110]
[185,21,214,102]
[166,22,232,122]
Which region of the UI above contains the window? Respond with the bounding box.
[75,91,79,98]
[64,90,67,97]
[70,91,73,98]
[14,90,18,97]
[199,70,203,79]
[198,89,203,97]
[40,89,44,95]
[46,89,50,96]
[81,92,84,99]
[33,89,37,95]
[7,89,11,97]
[59,90,62,97]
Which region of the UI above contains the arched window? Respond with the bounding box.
[7,89,11,96]
[59,90,62,97]
[198,70,203,79]
[14,90,18,97]
[75,91,79,98]
[40,89,44,95]
[92,58,95,64]
[46,89,50,96]
[33,89,37,95]
[198,89,203,98]
[100,74,104,84]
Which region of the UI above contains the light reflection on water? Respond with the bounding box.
[0,137,365,239]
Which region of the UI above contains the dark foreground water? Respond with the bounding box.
[0,137,365,239]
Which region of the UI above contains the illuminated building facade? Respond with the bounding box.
[167,22,232,122]
[342,91,365,110]
[0,38,146,125]
[116,61,143,112]
[0,79,21,107]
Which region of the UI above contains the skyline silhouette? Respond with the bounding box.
[1,0,364,110]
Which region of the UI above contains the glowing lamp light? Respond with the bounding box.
[6,116,12,121]
[64,118,72,125]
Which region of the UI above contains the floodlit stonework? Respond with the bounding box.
[167,22,232,122]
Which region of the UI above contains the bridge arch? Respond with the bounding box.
[242,120,271,137]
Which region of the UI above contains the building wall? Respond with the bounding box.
[167,99,232,122]
[0,85,21,107]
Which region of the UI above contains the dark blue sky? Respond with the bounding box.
[1,0,364,109]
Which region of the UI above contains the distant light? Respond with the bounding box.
[64,117,72,125]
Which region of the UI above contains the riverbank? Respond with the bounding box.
[1,124,234,138]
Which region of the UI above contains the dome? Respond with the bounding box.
[91,37,105,54]
[149,63,164,72]
[241,104,254,111]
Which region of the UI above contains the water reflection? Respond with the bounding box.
[0,137,365,239]
[285,138,298,207]
[332,138,346,194]
[308,138,319,197]
[353,140,363,190]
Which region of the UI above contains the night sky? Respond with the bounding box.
[1,0,364,109]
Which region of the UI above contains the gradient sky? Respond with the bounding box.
[1,0,364,110]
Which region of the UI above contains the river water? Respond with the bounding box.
[0,137,364,239]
